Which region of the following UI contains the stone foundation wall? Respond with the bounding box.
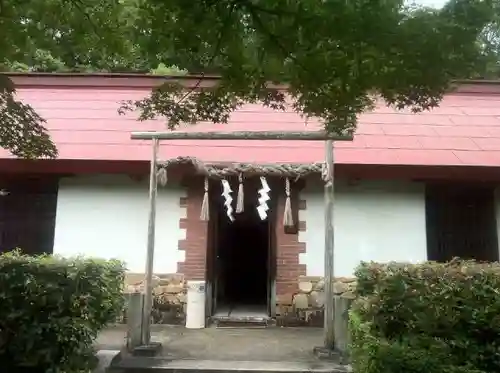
[120,274,357,327]
[275,276,357,327]
[123,273,187,325]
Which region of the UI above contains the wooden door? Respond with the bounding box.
[212,211,220,314]
[205,182,219,318]
[267,219,275,317]
[267,186,277,317]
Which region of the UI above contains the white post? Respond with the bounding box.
[141,138,159,345]
[323,140,335,349]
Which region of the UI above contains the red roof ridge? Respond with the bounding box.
[3,71,220,80]
[2,72,500,95]
[3,72,218,90]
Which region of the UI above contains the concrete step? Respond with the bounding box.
[106,354,351,373]
[94,350,121,373]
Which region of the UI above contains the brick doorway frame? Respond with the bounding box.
[204,177,277,318]
[177,176,307,321]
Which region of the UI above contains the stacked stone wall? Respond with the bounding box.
[121,273,357,326]
[123,273,187,325]
[275,276,357,326]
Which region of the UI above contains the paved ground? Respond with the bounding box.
[96,324,325,362]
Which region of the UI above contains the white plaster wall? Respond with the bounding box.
[298,179,427,277]
[53,175,186,273]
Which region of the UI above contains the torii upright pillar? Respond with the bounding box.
[323,139,335,350]
[130,130,352,354]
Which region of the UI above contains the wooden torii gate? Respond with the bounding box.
[130,130,352,353]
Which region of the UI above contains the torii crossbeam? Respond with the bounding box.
[130,130,353,353]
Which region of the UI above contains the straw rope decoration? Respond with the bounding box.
[156,156,323,182]
[321,160,333,187]
[235,173,244,214]
[157,167,168,186]
[200,177,210,221]
[283,178,294,227]
[156,156,325,222]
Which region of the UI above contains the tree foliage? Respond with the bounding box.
[122,0,496,134]
[474,5,500,78]
[0,0,148,158]
[0,251,125,372]
[0,76,57,158]
[351,260,500,373]
[0,0,500,157]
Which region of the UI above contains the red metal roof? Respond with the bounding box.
[6,75,500,167]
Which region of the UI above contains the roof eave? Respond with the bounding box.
[3,72,500,94]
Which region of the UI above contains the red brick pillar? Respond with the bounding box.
[177,181,207,280]
[179,178,307,290]
[275,194,307,296]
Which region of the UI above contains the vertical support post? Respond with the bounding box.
[323,140,335,349]
[141,138,159,345]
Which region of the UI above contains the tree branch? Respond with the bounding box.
[175,2,238,104]
[232,0,300,17]
[240,1,294,60]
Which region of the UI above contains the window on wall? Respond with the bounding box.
[0,176,59,256]
[425,184,499,262]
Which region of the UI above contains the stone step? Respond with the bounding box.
[106,355,351,373]
[214,319,269,329]
[211,315,271,329]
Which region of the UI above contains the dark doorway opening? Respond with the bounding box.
[426,184,499,262]
[208,178,273,319]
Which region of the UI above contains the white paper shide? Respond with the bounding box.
[257,176,271,220]
[221,179,234,221]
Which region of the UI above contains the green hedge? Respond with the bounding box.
[350,259,500,373]
[0,251,125,373]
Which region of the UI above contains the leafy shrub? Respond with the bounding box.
[350,259,500,373]
[0,250,125,373]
